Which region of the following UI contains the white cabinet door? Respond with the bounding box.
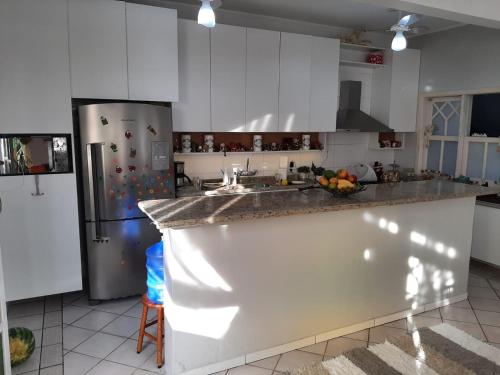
[245,28,280,132]
[0,175,82,301]
[211,24,246,132]
[389,48,421,132]
[126,3,178,102]
[68,0,128,99]
[173,20,211,132]
[309,37,340,132]
[279,32,312,132]
[0,0,72,133]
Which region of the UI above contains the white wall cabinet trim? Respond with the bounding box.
[68,0,128,99]
[210,24,247,132]
[278,32,312,132]
[126,3,178,102]
[173,20,211,132]
[245,28,280,132]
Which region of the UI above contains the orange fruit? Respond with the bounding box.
[319,177,329,186]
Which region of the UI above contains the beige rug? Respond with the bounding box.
[287,323,500,375]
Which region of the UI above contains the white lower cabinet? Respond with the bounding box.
[472,204,500,266]
[0,176,82,301]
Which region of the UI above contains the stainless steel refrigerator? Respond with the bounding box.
[78,103,174,301]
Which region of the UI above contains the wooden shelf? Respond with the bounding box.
[174,150,325,156]
[340,60,387,69]
[340,42,387,52]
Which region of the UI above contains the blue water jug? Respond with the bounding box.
[146,241,164,304]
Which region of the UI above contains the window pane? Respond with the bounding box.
[442,141,458,176]
[427,140,441,171]
[446,112,460,136]
[432,114,445,135]
[485,143,500,181]
[466,142,485,179]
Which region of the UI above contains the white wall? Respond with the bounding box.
[411,25,500,93]
[175,133,395,179]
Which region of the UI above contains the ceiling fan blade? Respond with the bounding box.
[398,14,419,27]
[212,0,222,9]
[408,26,430,34]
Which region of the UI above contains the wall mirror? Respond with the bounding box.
[0,134,73,176]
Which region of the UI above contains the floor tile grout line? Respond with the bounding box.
[469,300,491,342]
[37,295,47,374]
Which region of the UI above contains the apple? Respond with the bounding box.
[348,175,358,184]
[337,169,349,180]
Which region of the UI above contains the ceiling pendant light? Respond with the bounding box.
[198,0,216,28]
[391,31,407,51]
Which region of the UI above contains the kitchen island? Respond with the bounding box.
[139,180,499,375]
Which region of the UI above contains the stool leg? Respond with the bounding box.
[137,301,148,353]
[156,307,164,367]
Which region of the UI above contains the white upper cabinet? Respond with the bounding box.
[173,20,211,132]
[126,3,178,102]
[68,0,128,99]
[211,24,246,132]
[279,33,312,132]
[245,28,280,132]
[389,48,421,132]
[0,0,72,133]
[309,36,340,132]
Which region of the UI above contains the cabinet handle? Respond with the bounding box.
[31,175,44,196]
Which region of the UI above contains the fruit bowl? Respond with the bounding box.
[321,183,366,197]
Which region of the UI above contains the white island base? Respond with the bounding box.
[160,197,475,375]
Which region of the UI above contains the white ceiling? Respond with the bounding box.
[169,0,462,35]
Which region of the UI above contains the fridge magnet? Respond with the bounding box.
[125,130,133,139]
[149,188,155,194]
[100,116,109,126]
[115,166,123,174]
[110,143,118,152]
[129,147,137,158]
[131,176,137,182]
[109,189,115,196]
[156,175,161,180]
[121,191,126,198]
[128,165,136,172]
[147,124,157,135]
[160,182,164,187]
[163,189,169,193]
[138,191,143,197]
[112,158,119,164]
[123,174,127,179]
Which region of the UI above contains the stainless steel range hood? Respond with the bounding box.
[336,81,393,132]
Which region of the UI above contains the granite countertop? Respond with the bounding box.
[139,180,500,229]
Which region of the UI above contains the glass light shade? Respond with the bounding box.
[391,31,407,51]
[198,0,216,28]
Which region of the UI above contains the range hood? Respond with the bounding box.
[336,81,394,132]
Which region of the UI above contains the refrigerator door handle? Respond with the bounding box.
[86,143,110,243]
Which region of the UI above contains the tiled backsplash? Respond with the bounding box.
[174,133,400,180]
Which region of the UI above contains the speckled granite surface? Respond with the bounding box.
[138,180,500,229]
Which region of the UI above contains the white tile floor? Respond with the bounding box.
[7,260,500,374]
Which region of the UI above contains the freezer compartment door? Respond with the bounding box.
[85,218,161,301]
[79,103,175,222]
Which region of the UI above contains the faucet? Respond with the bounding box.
[231,168,238,187]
